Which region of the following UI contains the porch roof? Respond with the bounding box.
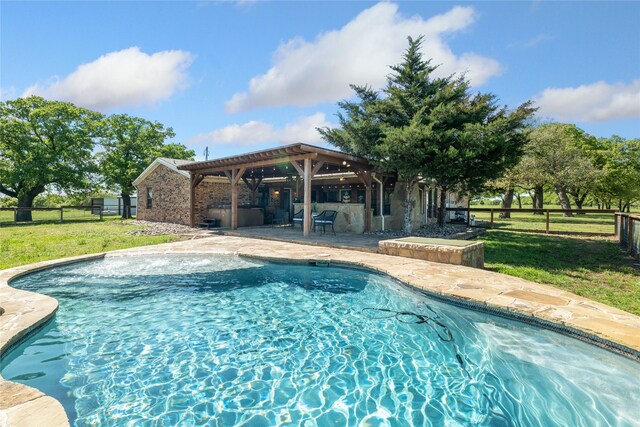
[177,143,372,178]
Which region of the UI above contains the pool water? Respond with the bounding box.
[2,255,639,426]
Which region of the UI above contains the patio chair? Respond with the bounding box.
[272,209,287,227]
[291,209,304,229]
[313,210,337,234]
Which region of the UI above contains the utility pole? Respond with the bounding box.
[203,146,209,161]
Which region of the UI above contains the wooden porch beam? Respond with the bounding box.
[290,160,305,177]
[189,153,318,175]
[191,174,205,189]
[311,161,325,177]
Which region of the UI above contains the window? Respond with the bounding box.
[146,188,153,209]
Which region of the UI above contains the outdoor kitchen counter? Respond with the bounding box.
[207,206,264,228]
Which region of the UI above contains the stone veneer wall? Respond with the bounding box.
[135,166,191,225]
[370,182,469,232]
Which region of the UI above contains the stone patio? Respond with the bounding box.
[1,235,639,426]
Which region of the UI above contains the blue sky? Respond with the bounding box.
[2,1,639,160]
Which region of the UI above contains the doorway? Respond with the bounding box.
[282,189,291,222]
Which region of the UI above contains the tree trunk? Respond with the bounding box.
[515,192,522,209]
[437,187,448,227]
[572,193,587,213]
[533,186,544,215]
[500,188,514,218]
[16,186,45,222]
[121,192,132,219]
[555,185,573,217]
[402,179,416,234]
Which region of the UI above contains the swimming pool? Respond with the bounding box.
[2,255,639,426]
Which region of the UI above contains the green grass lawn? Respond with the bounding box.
[479,230,640,315]
[0,218,179,270]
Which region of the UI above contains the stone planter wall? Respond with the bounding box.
[378,237,484,268]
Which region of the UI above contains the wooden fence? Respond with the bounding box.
[446,207,617,234]
[615,213,640,258]
[0,206,103,225]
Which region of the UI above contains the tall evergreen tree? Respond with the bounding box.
[320,36,535,230]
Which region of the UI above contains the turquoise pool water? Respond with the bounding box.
[2,255,639,426]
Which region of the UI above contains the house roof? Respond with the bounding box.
[133,157,192,186]
[177,143,371,179]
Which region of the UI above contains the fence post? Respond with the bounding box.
[546,210,550,234]
[614,214,618,237]
[100,208,103,221]
[627,215,634,254]
[490,209,494,229]
[466,205,470,226]
[14,209,17,224]
[60,207,63,223]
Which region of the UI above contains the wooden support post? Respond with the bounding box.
[356,170,373,232]
[13,208,17,224]
[60,207,63,223]
[231,169,238,230]
[546,209,550,234]
[303,158,312,237]
[228,168,246,230]
[365,181,372,232]
[490,210,494,229]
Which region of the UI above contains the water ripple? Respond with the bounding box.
[2,255,639,427]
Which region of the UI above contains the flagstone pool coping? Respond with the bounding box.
[1,235,639,426]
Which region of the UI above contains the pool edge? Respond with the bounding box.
[0,253,106,427]
[1,237,639,426]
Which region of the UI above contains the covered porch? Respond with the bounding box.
[178,144,389,237]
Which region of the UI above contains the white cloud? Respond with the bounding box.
[191,112,335,146]
[0,86,17,100]
[226,2,501,113]
[535,80,640,122]
[23,47,193,111]
[508,33,553,48]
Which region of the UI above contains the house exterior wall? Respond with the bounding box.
[193,181,251,225]
[135,165,191,225]
[135,164,252,226]
[136,161,468,231]
[370,181,469,232]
